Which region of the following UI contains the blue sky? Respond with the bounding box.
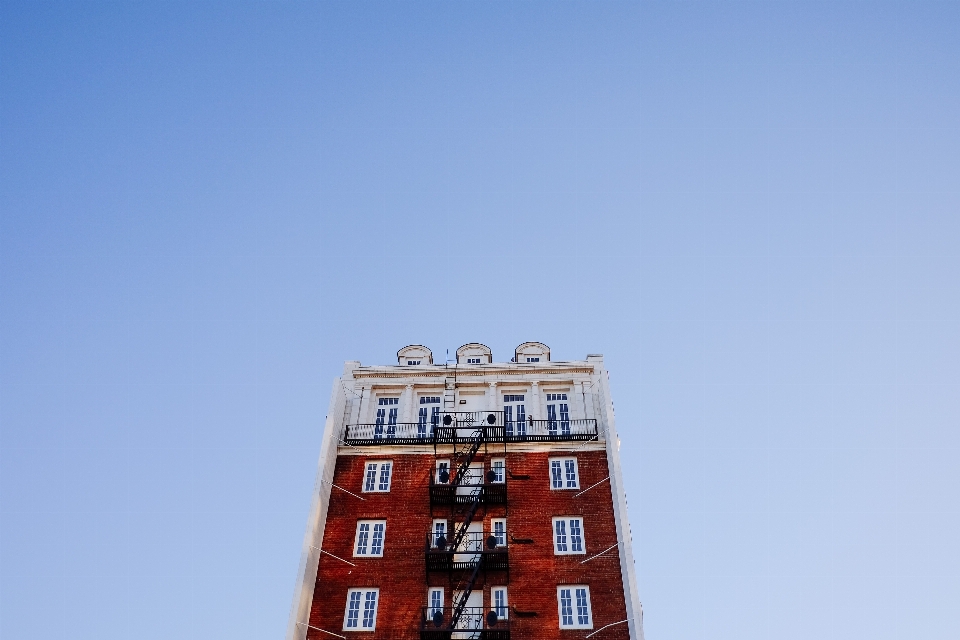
[1,1,958,638]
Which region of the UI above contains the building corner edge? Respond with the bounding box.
[591,355,644,640]
[283,369,352,640]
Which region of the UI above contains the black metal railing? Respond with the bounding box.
[420,607,510,640]
[429,480,507,508]
[342,413,598,446]
[502,418,597,442]
[425,532,509,572]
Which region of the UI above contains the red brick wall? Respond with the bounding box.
[307,448,630,640]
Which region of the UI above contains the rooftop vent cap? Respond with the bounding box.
[397,345,433,366]
[515,341,550,363]
[456,343,492,364]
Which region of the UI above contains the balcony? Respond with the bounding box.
[503,418,598,442]
[429,480,507,508]
[420,607,511,640]
[342,413,598,446]
[425,532,509,573]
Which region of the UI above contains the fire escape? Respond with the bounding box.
[421,372,510,640]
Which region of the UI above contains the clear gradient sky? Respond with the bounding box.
[2,1,959,639]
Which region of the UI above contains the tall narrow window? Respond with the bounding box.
[371,522,385,555]
[492,518,506,547]
[418,407,428,438]
[354,520,387,557]
[491,587,508,618]
[428,588,444,618]
[343,588,379,631]
[362,461,392,493]
[557,586,592,629]
[553,517,585,555]
[363,590,378,629]
[345,590,361,629]
[419,396,440,438]
[435,460,450,484]
[549,457,579,489]
[546,393,570,436]
[374,397,399,440]
[378,462,392,491]
[503,394,526,438]
[491,458,505,483]
[554,518,568,552]
[432,519,447,547]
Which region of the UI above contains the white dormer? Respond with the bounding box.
[397,345,433,366]
[515,341,550,363]
[456,343,492,365]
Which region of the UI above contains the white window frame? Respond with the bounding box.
[418,396,441,438]
[362,460,393,493]
[491,586,508,619]
[374,397,399,439]
[557,585,592,629]
[490,458,507,484]
[432,519,447,547]
[435,459,450,484]
[491,517,507,547]
[490,458,505,483]
[343,587,380,631]
[549,457,580,490]
[503,394,527,437]
[353,520,387,557]
[428,587,444,617]
[552,516,585,555]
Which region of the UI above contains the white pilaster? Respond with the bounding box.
[402,384,414,423]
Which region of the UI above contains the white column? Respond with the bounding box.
[572,380,585,420]
[487,381,498,411]
[402,385,414,423]
[530,381,542,420]
[583,379,597,421]
[349,383,364,425]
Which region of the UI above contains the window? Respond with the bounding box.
[354,520,386,557]
[435,460,450,484]
[546,392,571,436]
[491,587,508,619]
[407,360,421,365]
[503,394,526,438]
[374,398,399,439]
[557,586,592,629]
[418,396,440,438]
[344,588,380,630]
[491,458,505,483]
[491,518,506,547]
[362,461,392,492]
[526,357,540,362]
[428,587,444,618]
[432,519,447,547]
[466,357,481,364]
[552,517,585,554]
[549,457,579,489]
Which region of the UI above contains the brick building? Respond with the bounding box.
[286,343,643,640]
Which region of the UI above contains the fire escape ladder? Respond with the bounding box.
[448,560,483,631]
[449,493,481,551]
[452,436,484,486]
[443,373,456,412]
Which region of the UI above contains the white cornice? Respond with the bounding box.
[351,361,595,379]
